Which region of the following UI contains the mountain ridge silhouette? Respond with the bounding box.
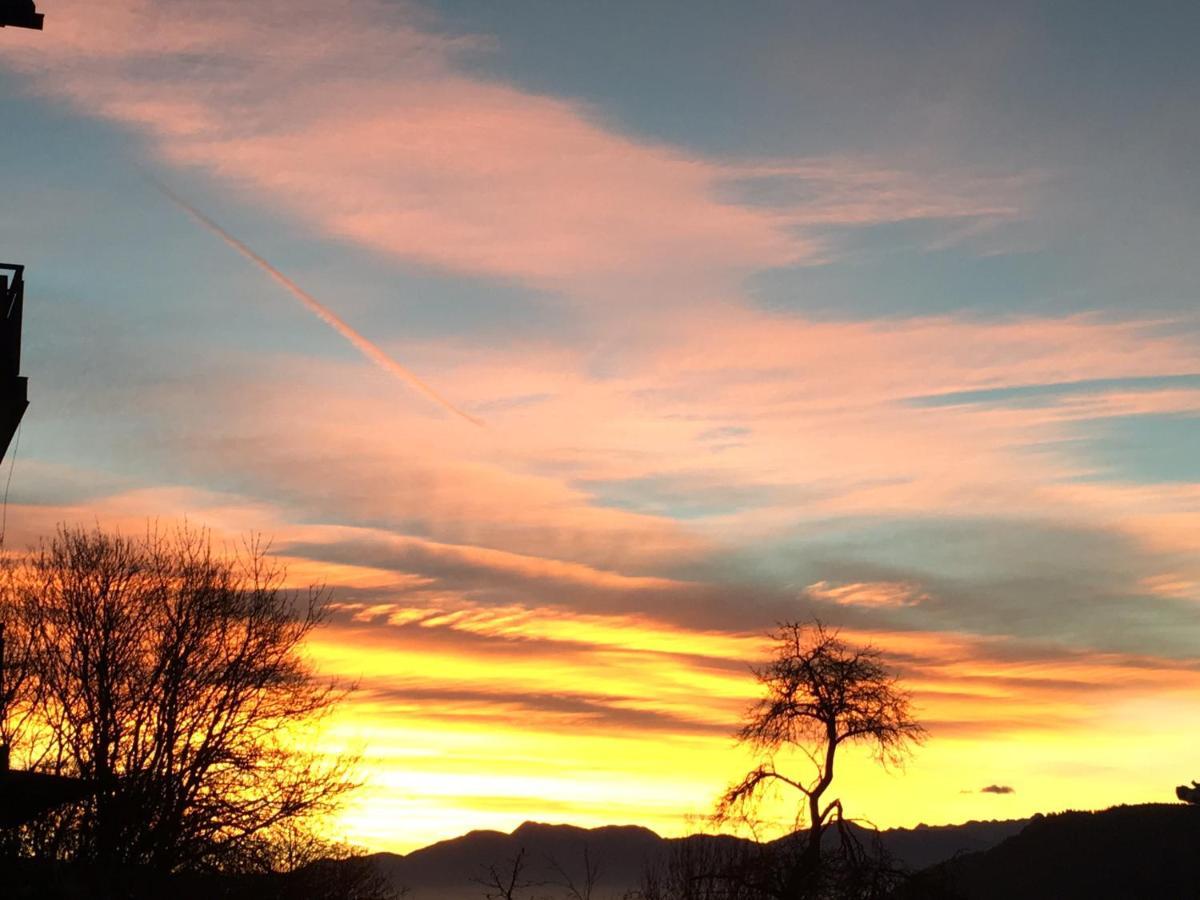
[367,816,1029,898]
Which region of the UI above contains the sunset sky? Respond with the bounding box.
[2,0,1199,854]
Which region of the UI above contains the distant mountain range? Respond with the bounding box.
[368,816,1028,898]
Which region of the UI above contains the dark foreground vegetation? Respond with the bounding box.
[7,800,1152,900]
[0,851,393,900]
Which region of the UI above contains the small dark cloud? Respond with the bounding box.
[980,784,1015,795]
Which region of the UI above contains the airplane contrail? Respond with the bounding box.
[150,178,483,426]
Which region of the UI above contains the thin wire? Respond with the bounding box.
[1,422,22,545]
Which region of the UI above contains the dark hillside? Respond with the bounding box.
[371,822,666,898]
[905,804,1200,900]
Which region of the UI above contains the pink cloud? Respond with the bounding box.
[48,300,1183,627]
[97,298,1196,550]
[806,580,929,608]
[4,0,1027,301]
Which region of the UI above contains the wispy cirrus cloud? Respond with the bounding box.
[805,580,929,608]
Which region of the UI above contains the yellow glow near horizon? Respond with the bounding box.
[296,598,1200,854]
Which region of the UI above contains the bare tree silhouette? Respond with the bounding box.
[0,523,355,883]
[547,843,601,900]
[474,846,535,900]
[718,621,924,893]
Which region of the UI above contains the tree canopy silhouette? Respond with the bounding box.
[719,620,924,890]
[0,523,354,881]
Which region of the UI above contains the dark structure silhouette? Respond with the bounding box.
[0,265,28,464]
[1,0,65,831]
[0,266,66,829]
[0,0,43,29]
